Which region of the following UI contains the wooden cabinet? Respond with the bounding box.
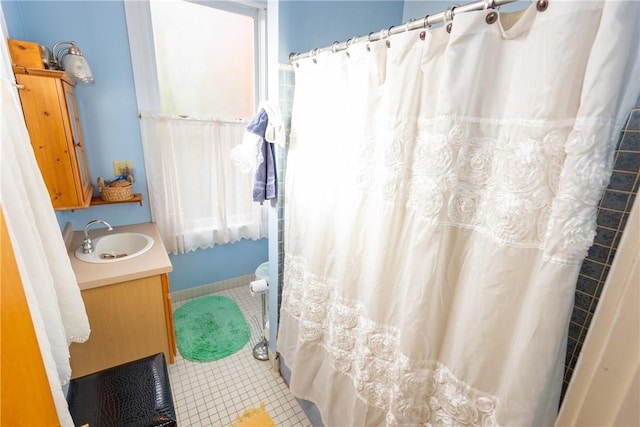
[69,273,176,379]
[13,67,92,210]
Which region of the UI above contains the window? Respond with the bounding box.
[150,0,257,119]
[125,1,268,254]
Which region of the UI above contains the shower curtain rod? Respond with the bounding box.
[289,0,545,62]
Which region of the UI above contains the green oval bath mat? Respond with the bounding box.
[174,295,250,362]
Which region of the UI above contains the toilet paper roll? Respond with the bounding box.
[249,278,268,295]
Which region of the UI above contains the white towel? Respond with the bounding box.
[259,100,285,147]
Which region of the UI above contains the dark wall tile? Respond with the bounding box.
[568,321,582,340]
[600,190,629,211]
[626,110,640,130]
[566,336,577,356]
[615,131,625,149]
[574,291,593,312]
[571,306,588,326]
[597,209,623,230]
[576,275,598,295]
[594,282,606,299]
[608,171,637,192]
[579,259,604,280]
[593,226,616,247]
[561,380,570,401]
[568,353,579,370]
[586,244,610,264]
[620,212,630,230]
[614,151,640,172]
[620,131,640,150]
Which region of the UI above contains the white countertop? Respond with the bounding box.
[65,222,173,291]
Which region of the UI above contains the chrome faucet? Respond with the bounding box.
[83,219,113,254]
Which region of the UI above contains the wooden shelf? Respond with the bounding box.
[90,193,143,206]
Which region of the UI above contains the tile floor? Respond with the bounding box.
[168,285,313,427]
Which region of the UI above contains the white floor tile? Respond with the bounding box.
[169,285,310,426]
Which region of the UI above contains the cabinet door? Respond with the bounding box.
[62,80,92,207]
[15,73,92,210]
[69,276,173,378]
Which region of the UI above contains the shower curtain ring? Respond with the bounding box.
[483,0,495,9]
[446,5,459,21]
[382,27,393,48]
[423,15,431,28]
[332,41,339,53]
[405,19,415,31]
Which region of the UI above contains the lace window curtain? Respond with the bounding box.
[139,114,267,254]
[127,0,266,254]
[278,2,640,426]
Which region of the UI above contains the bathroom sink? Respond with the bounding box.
[75,232,154,264]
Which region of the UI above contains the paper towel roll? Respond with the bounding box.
[250,278,268,295]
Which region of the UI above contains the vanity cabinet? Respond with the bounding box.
[69,273,176,379]
[13,67,92,210]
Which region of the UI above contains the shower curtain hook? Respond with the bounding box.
[484,0,498,24]
[345,37,356,58]
[445,5,458,33]
[332,41,339,54]
[385,26,394,47]
[423,14,431,28]
[366,33,375,52]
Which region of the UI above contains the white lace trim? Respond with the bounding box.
[283,254,500,427]
[230,132,264,173]
[341,115,618,265]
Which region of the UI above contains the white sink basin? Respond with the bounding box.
[75,232,154,264]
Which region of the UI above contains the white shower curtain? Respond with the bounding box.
[278,1,640,426]
[0,8,90,425]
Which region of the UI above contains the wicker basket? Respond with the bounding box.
[100,180,133,202]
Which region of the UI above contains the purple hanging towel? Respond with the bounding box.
[247,108,276,204]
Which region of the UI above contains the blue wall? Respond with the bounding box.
[279,1,404,63]
[3,0,267,290]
